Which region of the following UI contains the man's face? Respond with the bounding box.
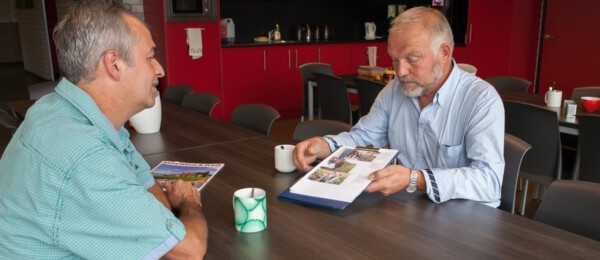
[120,15,164,112]
[387,24,443,97]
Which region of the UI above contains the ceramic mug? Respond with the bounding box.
[233,188,267,233]
[544,90,562,108]
[129,94,162,134]
[274,144,296,173]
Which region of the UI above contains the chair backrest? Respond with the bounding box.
[314,73,352,125]
[500,134,531,213]
[457,63,477,74]
[292,119,352,142]
[353,78,385,117]
[230,104,280,135]
[163,84,194,105]
[534,180,600,241]
[571,86,600,106]
[573,114,600,183]
[181,92,221,116]
[485,76,532,93]
[28,81,58,100]
[503,101,562,183]
[299,63,333,117]
[0,111,20,136]
[0,100,21,121]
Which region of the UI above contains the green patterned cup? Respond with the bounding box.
[233,188,267,233]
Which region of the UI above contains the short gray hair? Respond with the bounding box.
[53,0,138,84]
[389,7,454,56]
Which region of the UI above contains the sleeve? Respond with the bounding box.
[423,89,505,207]
[56,146,186,259]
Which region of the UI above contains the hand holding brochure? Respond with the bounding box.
[279,146,398,210]
[151,161,225,191]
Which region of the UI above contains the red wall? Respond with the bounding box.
[143,1,223,117]
[454,0,541,89]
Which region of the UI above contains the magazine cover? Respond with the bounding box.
[151,161,225,191]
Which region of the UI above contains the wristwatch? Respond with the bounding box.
[406,169,418,193]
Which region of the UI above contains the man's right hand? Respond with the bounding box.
[293,137,332,172]
[165,180,202,211]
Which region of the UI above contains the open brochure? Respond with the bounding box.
[280,146,399,210]
[151,161,225,191]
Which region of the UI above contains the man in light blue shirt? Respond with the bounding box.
[0,1,207,258]
[294,7,504,207]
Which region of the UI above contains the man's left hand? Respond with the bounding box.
[365,165,411,196]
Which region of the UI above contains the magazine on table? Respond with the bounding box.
[151,161,225,191]
[279,146,399,210]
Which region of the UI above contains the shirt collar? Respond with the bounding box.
[54,78,130,153]
[432,59,460,108]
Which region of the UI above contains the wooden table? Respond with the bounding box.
[143,136,600,259]
[128,102,261,155]
[8,100,262,155]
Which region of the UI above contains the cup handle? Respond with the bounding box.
[544,92,548,104]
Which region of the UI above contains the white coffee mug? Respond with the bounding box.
[274,144,296,173]
[544,90,562,108]
[129,94,162,134]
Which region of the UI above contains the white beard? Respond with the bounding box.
[400,61,443,98]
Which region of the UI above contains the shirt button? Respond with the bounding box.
[168,220,174,228]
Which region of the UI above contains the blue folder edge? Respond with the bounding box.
[278,188,349,211]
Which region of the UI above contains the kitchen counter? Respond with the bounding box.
[221,38,387,48]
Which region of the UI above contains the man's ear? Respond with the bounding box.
[102,51,122,81]
[439,43,452,61]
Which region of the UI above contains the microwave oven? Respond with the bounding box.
[166,0,217,22]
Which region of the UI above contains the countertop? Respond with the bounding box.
[221,38,387,48]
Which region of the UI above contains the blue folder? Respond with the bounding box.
[278,188,350,211]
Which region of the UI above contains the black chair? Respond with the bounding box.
[485,76,532,93]
[230,104,280,135]
[534,180,600,241]
[163,84,194,105]
[299,63,334,121]
[353,78,385,117]
[314,73,355,125]
[572,114,600,183]
[28,81,58,100]
[0,112,20,136]
[181,92,220,116]
[0,100,22,122]
[292,119,352,143]
[499,134,531,214]
[503,101,562,216]
[571,86,600,106]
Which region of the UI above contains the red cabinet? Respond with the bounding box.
[221,42,394,119]
[221,47,268,118]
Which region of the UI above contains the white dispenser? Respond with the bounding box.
[220,18,235,44]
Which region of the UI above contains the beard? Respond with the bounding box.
[399,61,443,97]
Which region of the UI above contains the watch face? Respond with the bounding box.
[406,185,417,193]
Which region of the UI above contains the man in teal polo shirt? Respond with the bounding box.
[0,1,207,258]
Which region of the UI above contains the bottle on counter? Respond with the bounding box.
[296,26,303,41]
[273,23,282,41]
[305,24,311,41]
[220,18,235,44]
[314,25,320,41]
[323,25,329,40]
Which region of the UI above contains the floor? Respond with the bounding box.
[0,62,541,218]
